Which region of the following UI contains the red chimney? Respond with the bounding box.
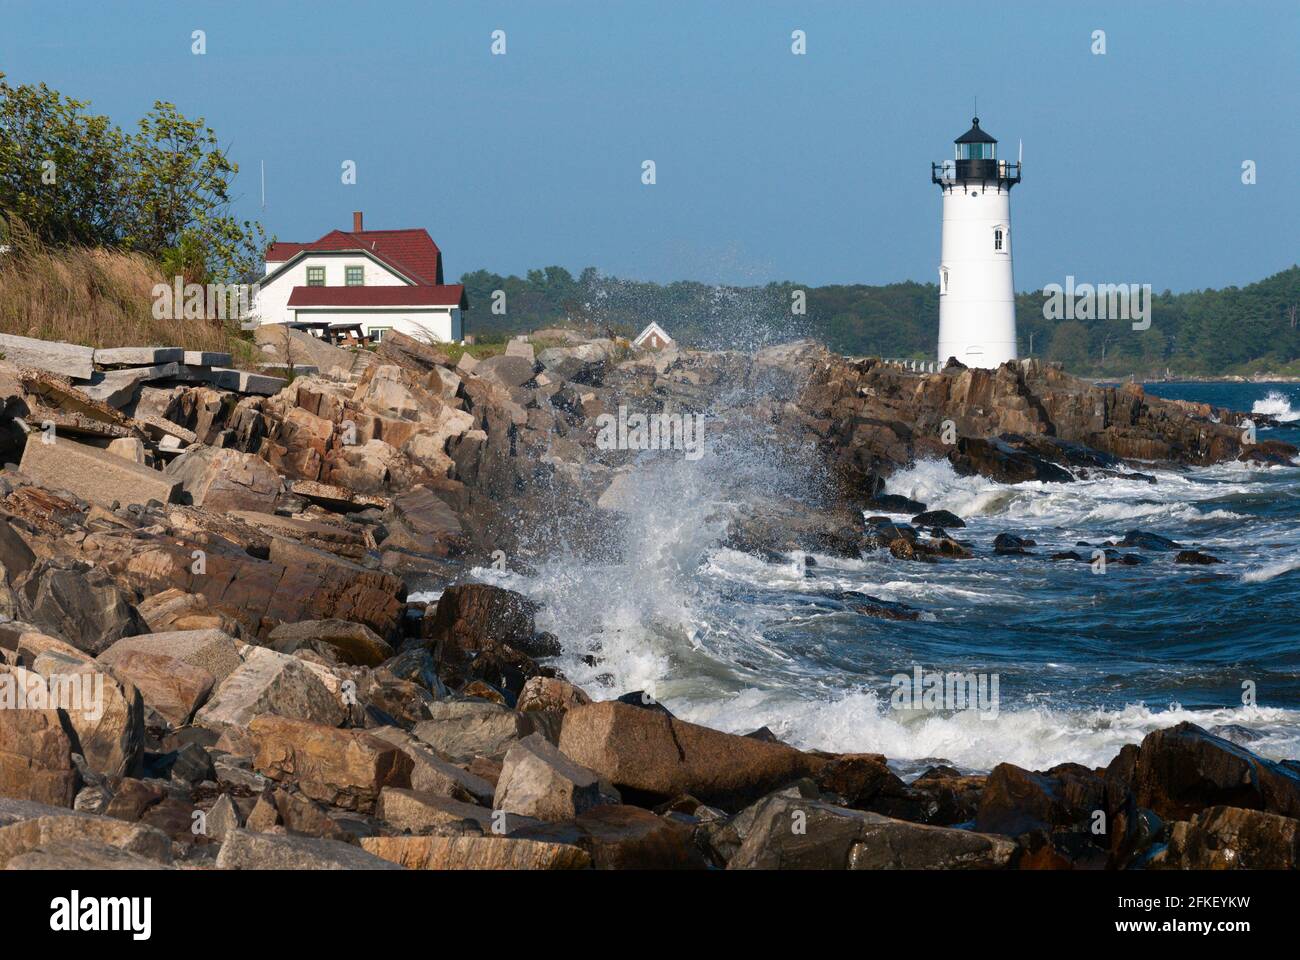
[352,211,363,232]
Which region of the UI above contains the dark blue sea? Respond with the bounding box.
[446,380,1300,775]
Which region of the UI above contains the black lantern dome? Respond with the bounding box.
[932,116,1019,191]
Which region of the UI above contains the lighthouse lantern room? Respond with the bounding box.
[932,117,1021,368]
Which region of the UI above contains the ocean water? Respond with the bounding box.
[464,380,1300,777]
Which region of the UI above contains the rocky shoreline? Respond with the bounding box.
[0,327,1296,869]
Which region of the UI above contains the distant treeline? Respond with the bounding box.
[460,265,1300,377]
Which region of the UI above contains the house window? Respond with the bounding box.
[369,326,391,343]
[346,266,364,286]
[306,266,325,287]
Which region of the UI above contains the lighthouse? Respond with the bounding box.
[932,117,1021,368]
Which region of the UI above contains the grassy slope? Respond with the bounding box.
[0,240,261,369]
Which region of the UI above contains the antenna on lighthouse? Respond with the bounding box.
[1018,139,1023,166]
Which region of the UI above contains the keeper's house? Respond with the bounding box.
[251,212,467,343]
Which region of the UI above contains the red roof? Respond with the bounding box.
[265,242,307,262]
[287,284,466,309]
[266,228,444,284]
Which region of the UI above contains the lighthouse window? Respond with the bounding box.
[994,229,1003,251]
[941,269,949,293]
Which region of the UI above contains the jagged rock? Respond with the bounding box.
[867,493,927,514]
[249,715,413,812]
[727,793,1017,869]
[135,589,245,639]
[0,814,173,868]
[517,804,706,869]
[102,651,214,727]
[1149,805,1300,869]
[475,355,536,389]
[366,726,495,805]
[360,834,589,870]
[412,700,521,763]
[1112,529,1181,551]
[216,828,404,869]
[517,676,591,715]
[60,672,145,781]
[1174,549,1221,565]
[376,787,492,834]
[5,838,173,869]
[558,701,825,809]
[21,560,148,655]
[267,619,393,667]
[912,509,965,528]
[830,591,922,621]
[194,646,345,731]
[165,445,281,513]
[724,498,867,559]
[974,762,1106,836]
[0,701,78,806]
[422,584,544,698]
[378,647,450,698]
[244,796,280,832]
[1118,721,1300,820]
[356,673,436,727]
[0,517,35,583]
[380,485,467,559]
[205,793,242,842]
[493,733,608,821]
[814,753,901,806]
[993,533,1036,555]
[102,778,164,821]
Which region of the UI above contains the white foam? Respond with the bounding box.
[672,690,1300,772]
[1242,556,1300,583]
[1253,390,1300,422]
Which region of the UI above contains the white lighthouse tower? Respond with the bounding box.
[933,117,1021,368]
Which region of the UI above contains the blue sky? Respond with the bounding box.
[3,0,1296,291]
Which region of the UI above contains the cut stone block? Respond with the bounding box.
[183,351,233,367]
[93,347,185,366]
[0,333,94,379]
[79,363,183,407]
[18,435,181,508]
[98,628,242,682]
[194,367,287,395]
